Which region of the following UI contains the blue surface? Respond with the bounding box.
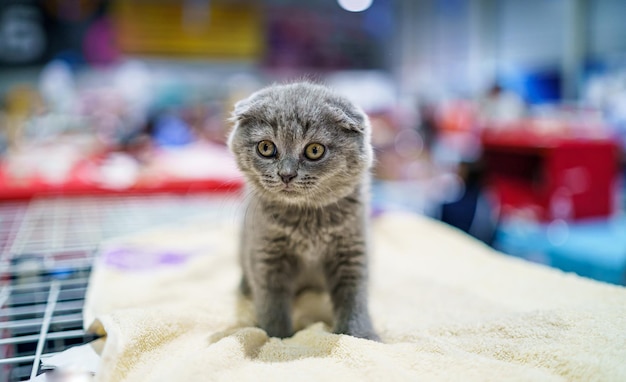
[495,216,626,285]
[153,114,194,147]
[500,67,561,104]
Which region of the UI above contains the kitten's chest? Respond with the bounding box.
[256,198,363,259]
[280,215,332,254]
[268,204,353,236]
[269,210,337,262]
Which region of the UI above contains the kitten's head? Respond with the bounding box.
[228,82,373,207]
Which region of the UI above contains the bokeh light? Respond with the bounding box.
[337,0,373,13]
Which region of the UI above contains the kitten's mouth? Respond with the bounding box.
[259,180,304,197]
[274,182,304,196]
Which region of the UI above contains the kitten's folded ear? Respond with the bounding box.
[231,97,255,123]
[328,104,369,134]
[228,96,256,149]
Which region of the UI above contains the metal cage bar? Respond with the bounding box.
[0,194,238,381]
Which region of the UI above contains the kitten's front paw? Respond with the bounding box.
[340,328,380,342]
[334,321,380,341]
[360,330,380,342]
[259,315,293,339]
[263,324,293,339]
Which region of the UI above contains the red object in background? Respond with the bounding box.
[0,171,242,200]
[0,159,243,201]
[482,129,619,221]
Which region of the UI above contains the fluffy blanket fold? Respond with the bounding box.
[84,212,626,381]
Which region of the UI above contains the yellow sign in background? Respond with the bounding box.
[112,1,264,59]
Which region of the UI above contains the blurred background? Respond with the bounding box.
[2,1,626,379]
[1,0,626,283]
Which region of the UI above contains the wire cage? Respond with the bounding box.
[0,194,238,381]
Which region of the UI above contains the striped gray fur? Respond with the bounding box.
[228,82,378,340]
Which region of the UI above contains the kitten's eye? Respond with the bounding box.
[304,143,325,161]
[257,140,277,158]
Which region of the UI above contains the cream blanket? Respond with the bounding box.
[84,211,626,381]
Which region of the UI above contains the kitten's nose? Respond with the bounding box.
[279,171,297,184]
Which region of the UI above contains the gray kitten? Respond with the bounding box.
[228,82,378,341]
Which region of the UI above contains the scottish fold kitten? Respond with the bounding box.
[228,82,378,341]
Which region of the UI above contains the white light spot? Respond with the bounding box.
[337,0,373,12]
[546,219,569,246]
[394,129,424,159]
